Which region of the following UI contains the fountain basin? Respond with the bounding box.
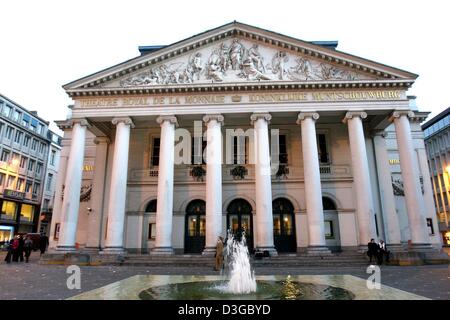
[68,275,429,300]
[138,279,354,300]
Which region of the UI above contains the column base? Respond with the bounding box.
[255,246,278,257]
[306,246,332,256]
[151,247,174,255]
[101,247,126,254]
[55,245,77,253]
[202,247,216,256]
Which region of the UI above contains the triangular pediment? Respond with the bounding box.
[64,22,417,94]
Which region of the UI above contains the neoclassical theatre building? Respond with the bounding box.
[49,22,442,256]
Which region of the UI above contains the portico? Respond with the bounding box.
[50,22,444,260]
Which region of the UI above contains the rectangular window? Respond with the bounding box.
[14,130,22,143]
[5,126,14,140]
[1,201,17,220]
[279,135,288,164]
[2,105,12,117]
[54,223,60,240]
[148,223,156,239]
[46,173,53,191]
[233,136,249,164]
[12,153,20,165]
[20,156,27,169]
[43,199,50,210]
[324,220,334,239]
[50,150,56,165]
[151,137,160,166]
[31,139,38,151]
[317,134,329,164]
[38,123,44,135]
[0,172,5,186]
[0,122,3,136]
[427,218,435,235]
[20,204,34,223]
[23,135,31,147]
[1,149,10,162]
[16,178,25,191]
[32,182,40,195]
[7,175,15,189]
[191,137,206,165]
[21,114,30,127]
[39,142,45,154]
[30,119,37,132]
[36,162,43,175]
[12,110,21,122]
[25,180,32,193]
[28,159,35,172]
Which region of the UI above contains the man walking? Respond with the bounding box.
[214,236,224,271]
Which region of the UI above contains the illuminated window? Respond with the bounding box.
[148,223,156,240]
[1,201,17,220]
[324,220,334,239]
[20,204,34,222]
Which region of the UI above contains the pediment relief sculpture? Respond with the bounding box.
[118,39,370,87]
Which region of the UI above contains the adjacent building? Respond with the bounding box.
[422,107,450,245]
[0,93,59,243]
[50,22,443,256]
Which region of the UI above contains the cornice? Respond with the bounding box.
[66,79,414,98]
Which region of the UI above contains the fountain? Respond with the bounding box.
[137,230,355,300]
[220,230,256,294]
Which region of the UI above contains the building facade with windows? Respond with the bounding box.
[49,22,443,256]
[37,130,62,236]
[422,107,450,245]
[0,93,52,243]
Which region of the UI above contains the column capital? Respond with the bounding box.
[296,112,319,124]
[57,118,91,129]
[389,110,414,121]
[250,113,271,125]
[112,117,135,128]
[93,136,110,145]
[203,114,224,125]
[342,111,367,124]
[156,115,178,127]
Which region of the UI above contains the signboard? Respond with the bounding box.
[3,189,25,200]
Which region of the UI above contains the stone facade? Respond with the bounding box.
[49,22,443,256]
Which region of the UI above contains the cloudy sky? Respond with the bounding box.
[0,0,448,133]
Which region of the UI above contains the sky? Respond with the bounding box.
[1,0,449,134]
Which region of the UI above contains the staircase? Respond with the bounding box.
[113,251,369,267]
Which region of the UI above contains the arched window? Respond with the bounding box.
[145,199,157,213]
[322,197,337,210]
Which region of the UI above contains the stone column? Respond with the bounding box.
[417,141,442,246]
[202,114,224,255]
[151,115,177,255]
[85,137,110,251]
[56,119,89,251]
[48,136,70,249]
[391,111,431,249]
[103,118,134,253]
[297,112,330,254]
[372,131,402,249]
[250,113,277,256]
[343,112,377,249]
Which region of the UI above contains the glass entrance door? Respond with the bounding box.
[226,199,254,251]
[184,200,206,253]
[273,198,297,252]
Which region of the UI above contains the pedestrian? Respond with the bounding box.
[24,236,33,263]
[11,236,20,262]
[3,240,12,264]
[39,233,49,255]
[18,235,24,262]
[378,240,390,264]
[214,236,224,271]
[366,238,379,264]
